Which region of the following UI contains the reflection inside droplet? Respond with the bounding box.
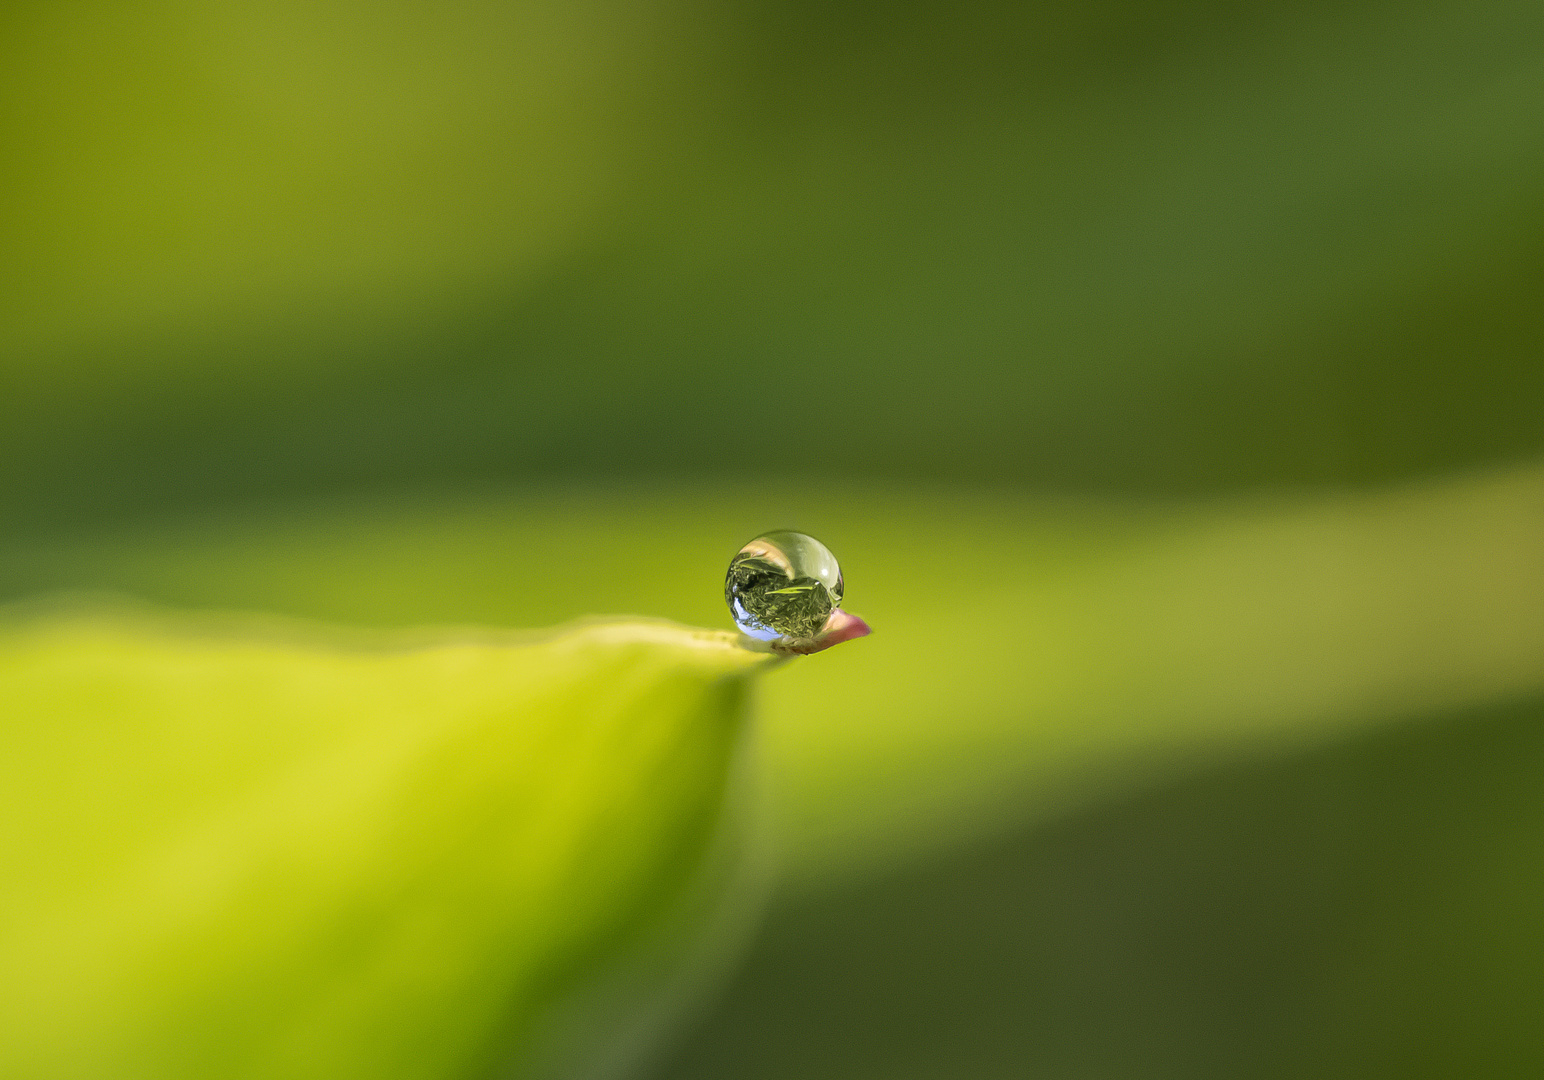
[724,530,845,644]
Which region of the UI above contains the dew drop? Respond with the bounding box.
[724,530,846,645]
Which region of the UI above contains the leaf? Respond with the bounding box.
[5,462,1540,898]
[0,611,779,1080]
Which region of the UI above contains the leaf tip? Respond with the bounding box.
[773,609,871,656]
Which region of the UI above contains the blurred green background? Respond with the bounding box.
[3,0,1543,1076]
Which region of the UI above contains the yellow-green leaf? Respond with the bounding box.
[0,611,778,1080]
[7,462,1540,897]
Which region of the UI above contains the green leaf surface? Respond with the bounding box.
[0,613,777,1080]
[4,461,1540,896]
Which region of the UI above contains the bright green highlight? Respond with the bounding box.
[0,614,777,1080]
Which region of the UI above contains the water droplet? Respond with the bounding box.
[725,530,845,644]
